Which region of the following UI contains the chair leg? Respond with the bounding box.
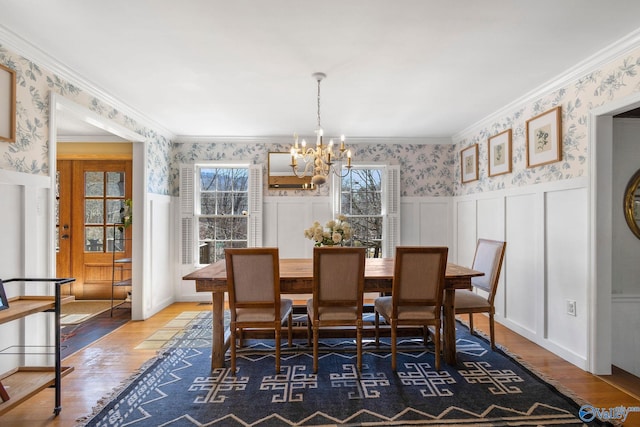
[313,323,319,373]
[468,313,474,335]
[391,319,397,371]
[356,321,362,372]
[489,313,495,350]
[287,311,293,347]
[230,324,237,375]
[307,315,312,346]
[374,311,380,347]
[238,327,244,349]
[434,322,441,372]
[275,324,281,372]
[423,325,428,346]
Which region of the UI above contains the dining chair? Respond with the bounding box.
[225,247,293,374]
[454,239,506,349]
[374,246,448,371]
[307,246,366,373]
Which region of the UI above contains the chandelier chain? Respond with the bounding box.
[317,77,322,129]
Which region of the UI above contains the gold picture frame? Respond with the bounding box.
[526,106,562,168]
[461,144,479,183]
[488,129,512,177]
[0,63,16,143]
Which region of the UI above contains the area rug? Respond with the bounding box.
[61,305,131,359]
[61,300,119,325]
[77,313,613,426]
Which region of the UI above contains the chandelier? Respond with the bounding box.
[290,72,352,187]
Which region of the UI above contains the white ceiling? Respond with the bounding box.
[2,0,640,140]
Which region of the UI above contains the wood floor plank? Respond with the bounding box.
[1,303,638,426]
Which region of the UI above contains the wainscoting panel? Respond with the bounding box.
[264,197,332,259]
[455,199,477,265]
[477,196,506,317]
[148,195,174,316]
[612,295,640,377]
[505,193,538,335]
[0,170,53,376]
[401,197,452,246]
[545,188,588,358]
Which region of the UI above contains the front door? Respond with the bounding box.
[56,160,132,299]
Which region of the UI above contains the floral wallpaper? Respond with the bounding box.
[171,141,457,197]
[0,44,172,195]
[4,38,640,200]
[454,47,640,196]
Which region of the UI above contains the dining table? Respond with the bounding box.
[183,257,483,369]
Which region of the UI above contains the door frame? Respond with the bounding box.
[48,93,147,319]
[588,91,640,374]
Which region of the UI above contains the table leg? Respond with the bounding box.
[443,288,457,365]
[210,291,226,370]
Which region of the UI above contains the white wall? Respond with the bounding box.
[453,177,590,369]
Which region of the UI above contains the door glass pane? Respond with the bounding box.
[85,200,104,224]
[85,226,103,252]
[85,172,104,196]
[106,226,125,252]
[106,172,125,197]
[107,200,123,224]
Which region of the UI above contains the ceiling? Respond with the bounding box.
[2,0,640,140]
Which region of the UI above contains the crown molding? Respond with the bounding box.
[0,25,175,140]
[453,27,640,143]
[174,135,453,145]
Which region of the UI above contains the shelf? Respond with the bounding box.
[0,366,74,416]
[0,296,74,325]
[113,278,132,287]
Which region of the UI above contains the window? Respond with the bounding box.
[336,165,400,258]
[180,163,262,266]
[197,167,249,264]
[340,168,383,257]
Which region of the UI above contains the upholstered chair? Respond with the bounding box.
[225,248,293,373]
[374,246,448,371]
[306,246,366,373]
[454,239,506,349]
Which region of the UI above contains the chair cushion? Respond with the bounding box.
[306,299,358,321]
[454,289,490,310]
[374,296,438,320]
[236,299,293,323]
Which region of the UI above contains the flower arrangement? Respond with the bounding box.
[119,199,133,229]
[304,215,353,246]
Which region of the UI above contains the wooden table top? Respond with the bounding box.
[183,258,483,293]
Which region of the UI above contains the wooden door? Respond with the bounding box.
[56,160,132,299]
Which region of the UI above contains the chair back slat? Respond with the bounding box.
[313,246,366,312]
[393,247,448,310]
[230,253,277,303]
[471,239,506,300]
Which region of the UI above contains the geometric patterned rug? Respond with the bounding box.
[77,312,614,426]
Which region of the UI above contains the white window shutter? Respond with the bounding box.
[383,165,400,258]
[180,164,195,265]
[331,171,342,217]
[248,164,263,247]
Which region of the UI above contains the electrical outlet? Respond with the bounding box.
[566,300,576,316]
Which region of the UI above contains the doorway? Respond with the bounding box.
[56,158,132,300]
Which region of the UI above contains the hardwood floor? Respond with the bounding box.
[2,302,639,426]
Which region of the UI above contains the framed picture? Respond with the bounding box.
[0,64,16,143]
[526,106,562,168]
[488,129,512,177]
[461,144,479,183]
[0,280,8,311]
